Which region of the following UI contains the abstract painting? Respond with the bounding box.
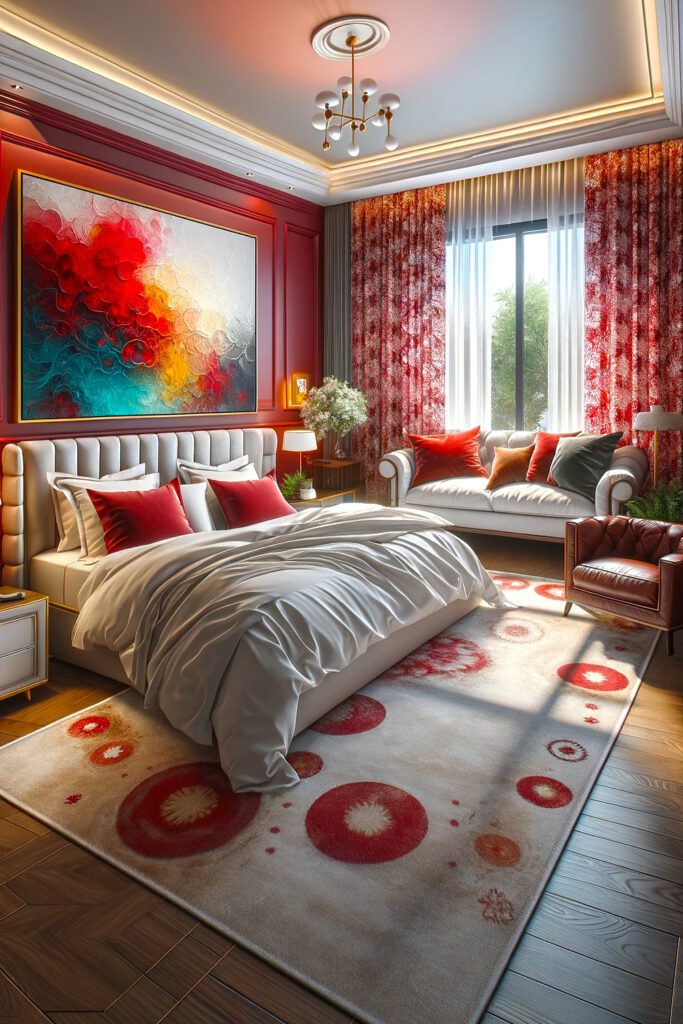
[18,172,257,421]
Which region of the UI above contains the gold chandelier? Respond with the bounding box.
[311,17,400,158]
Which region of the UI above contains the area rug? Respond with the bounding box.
[0,576,657,1024]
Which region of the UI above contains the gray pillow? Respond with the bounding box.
[549,432,623,500]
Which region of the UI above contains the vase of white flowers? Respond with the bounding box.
[300,376,367,459]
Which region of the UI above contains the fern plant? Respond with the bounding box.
[625,480,683,522]
[279,470,308,499]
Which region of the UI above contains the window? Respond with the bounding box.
[489,220,549,431]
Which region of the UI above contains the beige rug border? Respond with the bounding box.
[0,579,659,1024]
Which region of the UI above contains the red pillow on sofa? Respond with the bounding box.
[409,428,487,487]
[209,475,296,529]
[526,431,579,482]
[87,478,194,554]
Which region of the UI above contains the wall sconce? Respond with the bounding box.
[287,372,311,408]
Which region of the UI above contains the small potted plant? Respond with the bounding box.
[299,477,316,500]
[300,376,367,459]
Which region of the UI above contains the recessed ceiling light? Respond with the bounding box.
[245,171,254,177]
[288,185,294,191]
[10,83,23,91]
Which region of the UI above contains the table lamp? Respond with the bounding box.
[282,429,317,475]
[633,404,683,486]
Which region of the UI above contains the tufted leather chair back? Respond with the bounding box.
[577,516,683,565]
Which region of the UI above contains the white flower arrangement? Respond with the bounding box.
[300,376,367,447]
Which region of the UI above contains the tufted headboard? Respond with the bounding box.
[1,427,278,588]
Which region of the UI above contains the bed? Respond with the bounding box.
[1,428,500,790]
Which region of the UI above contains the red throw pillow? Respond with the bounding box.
[409,428,487,486]
[526,431,579,483]
[87,478,194,554]
[209,475,296,529]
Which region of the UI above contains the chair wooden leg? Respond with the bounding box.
[563,602,572,617]
[665,631,674,656]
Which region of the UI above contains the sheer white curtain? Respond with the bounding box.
[445,159,584,432]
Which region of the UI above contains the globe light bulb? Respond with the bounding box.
[311,112,327,131]
[348,140,360,157]
[315,90,339,109]
[328,124,342,141]
[337,76,352,93]
[378,92,401,110]
[371,110,386,127]
[384,133,398,152]
[358,78,378,96]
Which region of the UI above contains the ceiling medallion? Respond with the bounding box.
[310,16,399,158]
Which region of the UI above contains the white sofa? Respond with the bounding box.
[379,429,649,541]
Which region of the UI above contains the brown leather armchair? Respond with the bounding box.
[564,516,683,655]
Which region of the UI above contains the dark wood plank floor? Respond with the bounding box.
[0,535,681,1024]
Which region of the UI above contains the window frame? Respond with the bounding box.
[491,218,548,431]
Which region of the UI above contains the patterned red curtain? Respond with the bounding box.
[584,140,683,482]
[351,186,446,497]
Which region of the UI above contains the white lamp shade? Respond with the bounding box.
[282,429,318,453]
[633,404,683,431]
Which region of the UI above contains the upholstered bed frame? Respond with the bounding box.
[0,427,481,735]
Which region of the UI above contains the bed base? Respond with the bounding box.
[49,594,483,736]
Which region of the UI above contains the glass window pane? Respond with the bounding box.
[523,231,549,431]
[489,235,516,431]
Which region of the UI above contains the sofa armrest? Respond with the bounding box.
[594,445,649,516]
[659,553,683,629]
[379,448,415,506]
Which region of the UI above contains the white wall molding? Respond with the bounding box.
[1,7,682,205]
[657,0,683,124]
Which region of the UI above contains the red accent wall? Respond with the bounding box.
[0,93,323,473]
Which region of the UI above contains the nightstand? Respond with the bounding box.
[290,486,362,510]
[0,588,48,702]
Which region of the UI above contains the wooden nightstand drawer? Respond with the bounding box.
[0,648,37,695]
[0,614,35,657]
[0,590,48,701]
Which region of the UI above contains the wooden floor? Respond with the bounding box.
[0,535,681,1024]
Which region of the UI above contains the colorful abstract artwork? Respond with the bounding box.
[19,173,257,421]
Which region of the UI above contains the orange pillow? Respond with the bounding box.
[409,428,487,486]
[485,445,535,490]
[526,431,579,482]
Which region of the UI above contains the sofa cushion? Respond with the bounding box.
[489,482,594,519]
[526,431,579,482]
[572,557,659,609]
[409,428,488,486]
[405,476,493,511]
[486,444,535,489]
[549,432,623,499]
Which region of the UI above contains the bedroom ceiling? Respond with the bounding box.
[0,0,681,202]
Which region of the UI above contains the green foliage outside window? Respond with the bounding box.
[491,278,549,432]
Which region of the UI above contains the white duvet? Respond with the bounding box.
[73,504,501,791]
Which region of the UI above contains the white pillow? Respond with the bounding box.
[70,475,160,556]
[187,464,259,527]
[176,453,250,484]
[48,464,147,552]
[179,483,213,533]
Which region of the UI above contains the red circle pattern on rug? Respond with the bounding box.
[546,739,587,763]
[490,576,530,592]
[534,583,565,601]
[68,715,110,738]
[117,762,260,858]
[310,695,386,735]
[516,775,573,808]
[90,741,134,766]
[305,782,428,863]
[557,662,628,692]
[286,751,323,778]
[474,833,521,867]
[384,635,490,679]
